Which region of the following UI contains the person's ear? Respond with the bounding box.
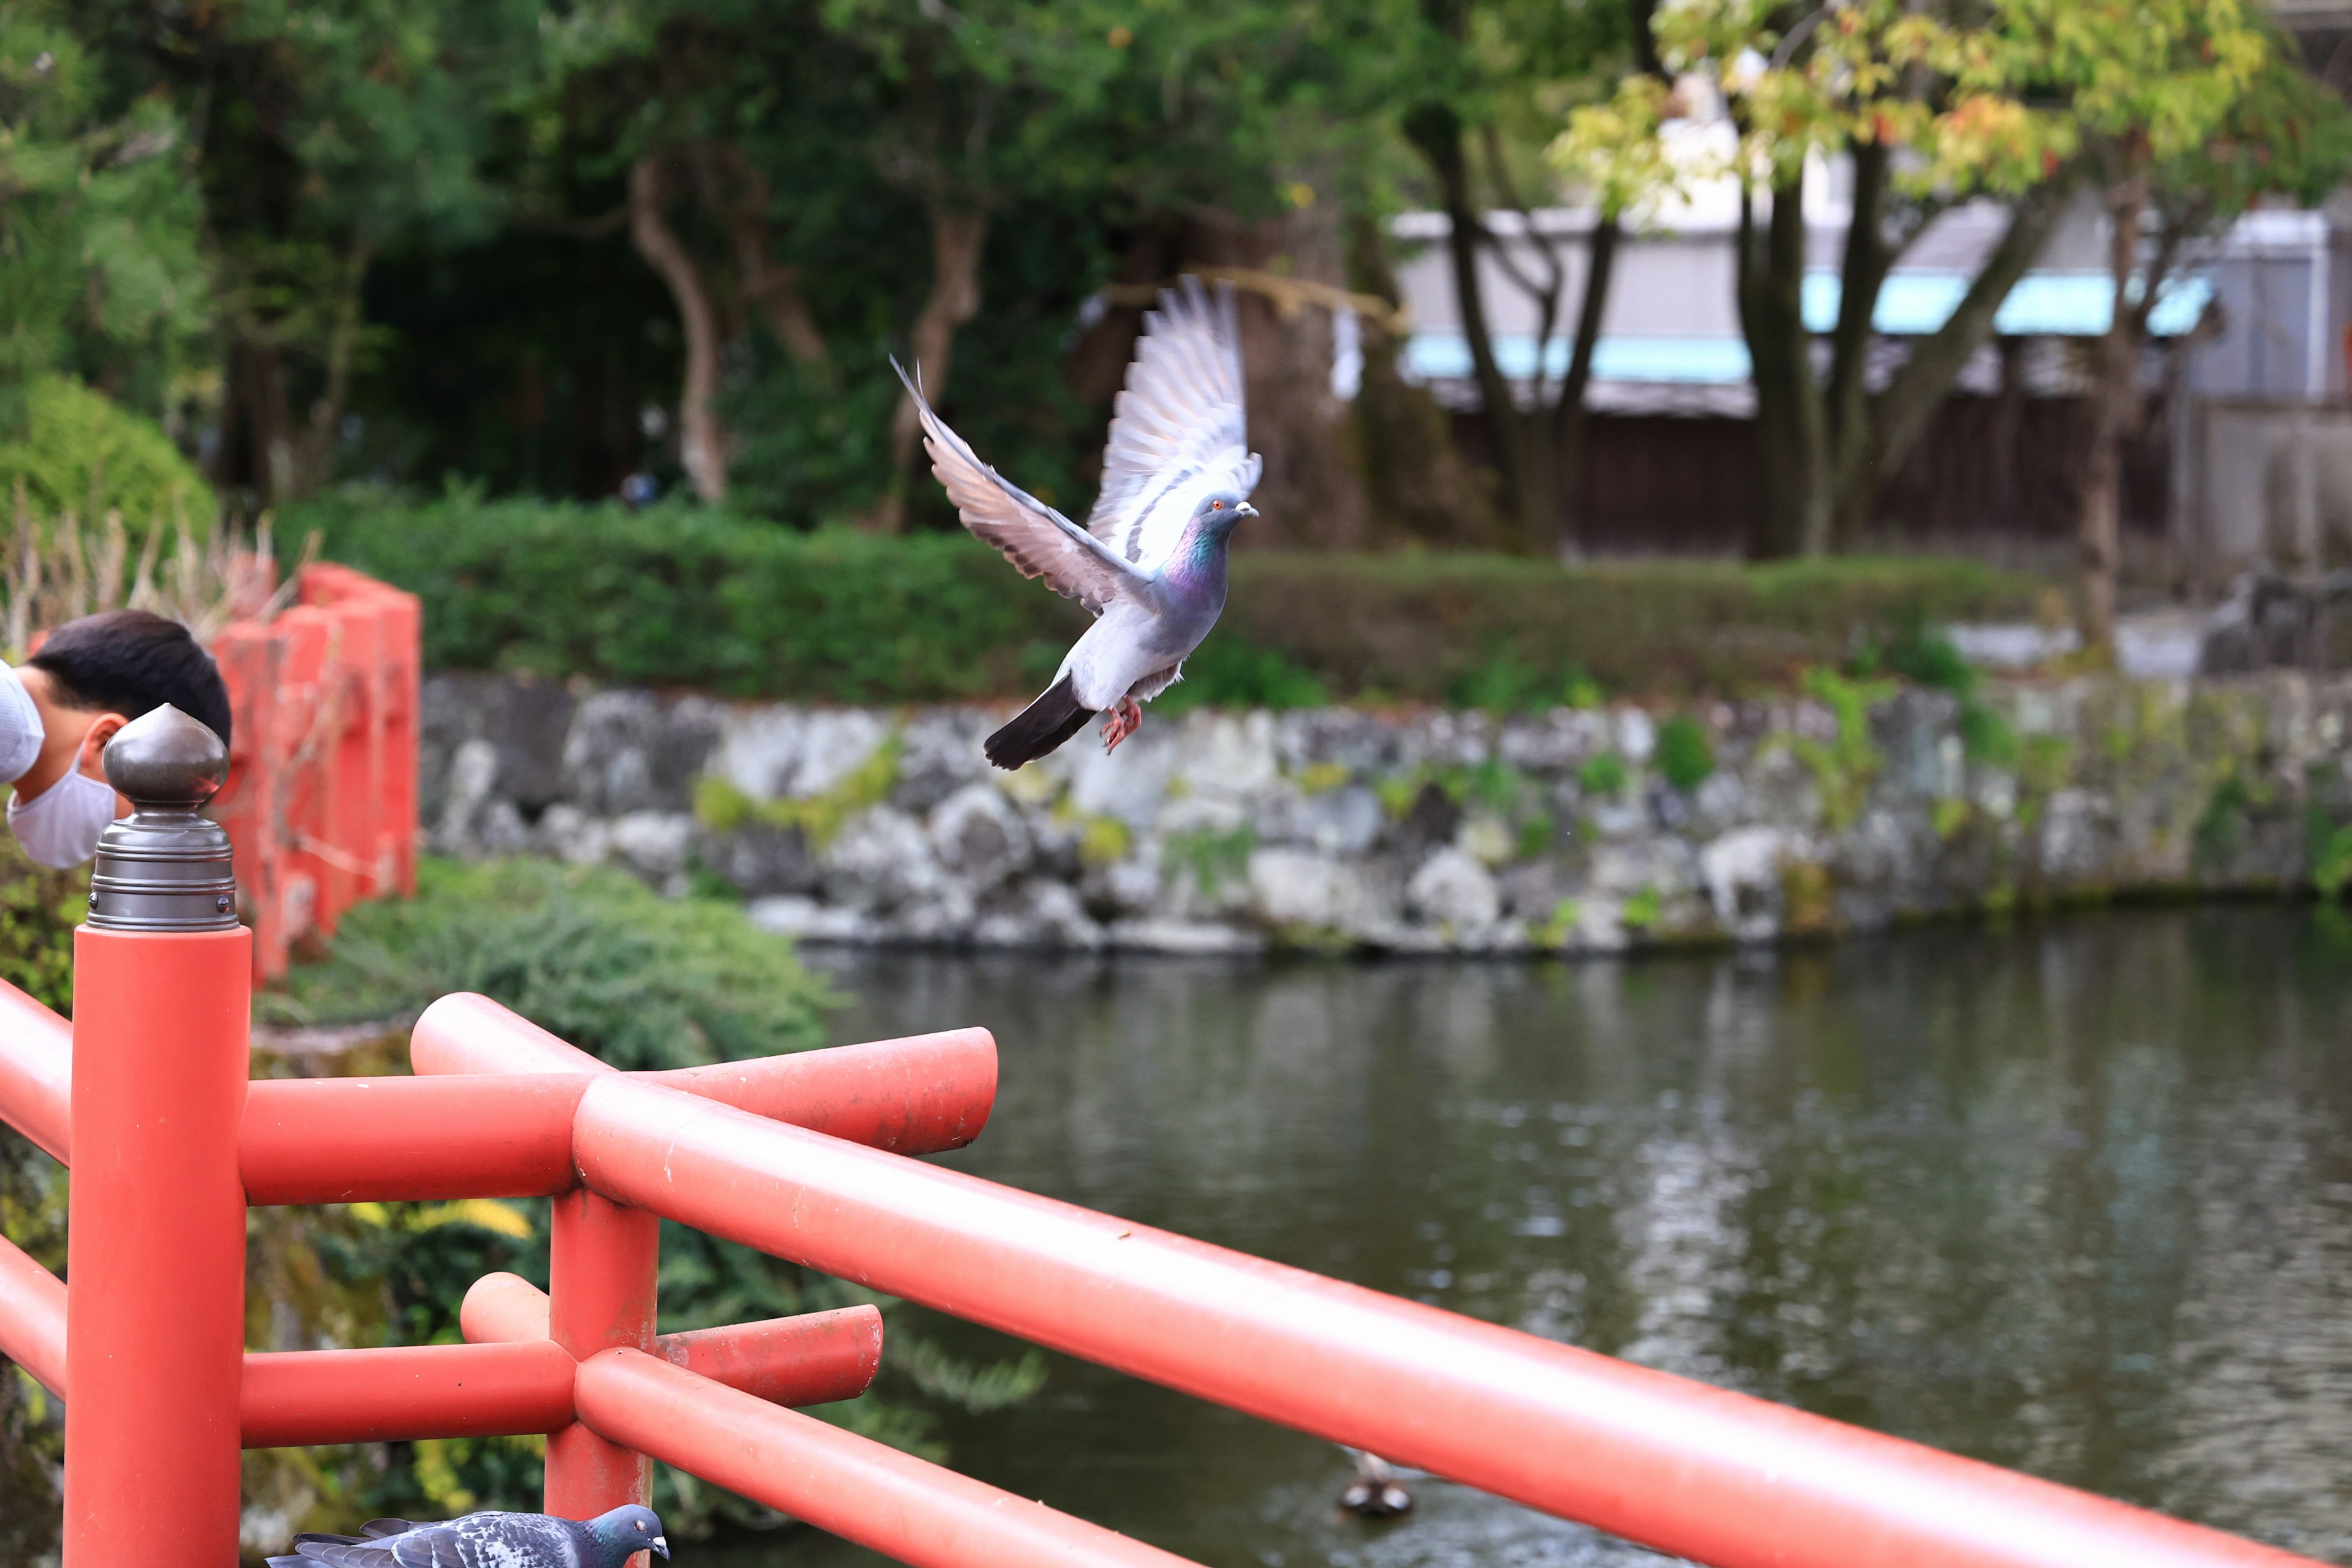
[74,712,129,780]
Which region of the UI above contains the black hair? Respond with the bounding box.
[29,609,233,750]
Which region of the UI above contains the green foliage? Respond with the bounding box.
[2194,773,2256,870]
[1450,649,1561,715]
[298,489,1085,701]
[1076,813,1133,868]
[0,375,214,529]
[259,857,837,1066]
[1790,667,1894,830]
[1654,715,1715,791]
[1959,701,2018,767]
[1155,633,1331,714]
[0,834,83,1013]
[2307,809,2352,899]
[0,3,209,423]
[1860,620,1974,696]
[1161,825,1256,900]
[693,736,902,849]
[1621,884,1663,930]
[1578,750,1629,799]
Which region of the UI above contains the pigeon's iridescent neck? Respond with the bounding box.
[1161,514,1232,602]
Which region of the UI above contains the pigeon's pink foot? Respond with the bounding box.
[1102,697,1144,753]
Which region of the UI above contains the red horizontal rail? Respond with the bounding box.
[461,1269,556,1344]
[571,1075,2316,1568]
[641,1027,996,1153]
[411,993,997,1155]
[241,1341,576,1448]
[651,1309,883,1407]
[242,1075,586,1202]
[576,1348,1202,1568]
[0,983,71,1164]
[463,1271,884,1408]
[0,1231,64,1396]
[0,1241,571,1448]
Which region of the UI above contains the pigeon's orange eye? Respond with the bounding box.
[1212,500,1224,510]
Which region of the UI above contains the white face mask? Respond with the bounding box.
[9,766,119,869]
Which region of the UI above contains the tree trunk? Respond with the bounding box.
[628,152,729,504]
[290,240,372,500]
[1406,103,1529,527]
[1738,174,1829,558]
[692,141,829,368]
[223,338,295,508]
[1988,335,2025,520]
[873,204,988,533]
[1839,185,2067,541]
[1344,212,1504,548]
[2079,183,2146,655]
[1552,214,1619,559]
[1822,140,1891,548]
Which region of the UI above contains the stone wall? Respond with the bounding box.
[421,671,2352,954]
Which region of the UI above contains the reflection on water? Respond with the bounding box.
[723,908,2352,1568]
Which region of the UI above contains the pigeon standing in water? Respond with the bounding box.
[894,276,1262,769]
[267,1505,668,1567]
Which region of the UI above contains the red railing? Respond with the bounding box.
[0,910,2329,1567]
[213,562,420,980]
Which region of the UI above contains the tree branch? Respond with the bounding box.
[1852,178,2071,509]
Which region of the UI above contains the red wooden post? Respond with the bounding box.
[379,586,422,897]
[275,607,334,946]
[545,1190,659,1520]
[213,622,286,978]
[62,706,250,1568]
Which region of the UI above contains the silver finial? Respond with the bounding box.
[86,705,239,932]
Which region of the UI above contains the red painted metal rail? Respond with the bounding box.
[0,918,2331,1568]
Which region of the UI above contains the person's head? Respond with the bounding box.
[2,611,230,867]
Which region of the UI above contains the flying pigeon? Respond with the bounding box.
[895,276,1262,769]
[266,1506,668,1568]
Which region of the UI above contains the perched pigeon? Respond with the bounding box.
[266,1505,668,1568]
[895,276,1262,769]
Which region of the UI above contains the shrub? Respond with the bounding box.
[1155,632,1329,712]
[1654,714,1716,791]
[0,375,214,530]
[292,491,2049,704]
[260,856,835,1065]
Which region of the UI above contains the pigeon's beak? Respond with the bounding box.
[652,1539,670,1561]
[1236,502,1259,519]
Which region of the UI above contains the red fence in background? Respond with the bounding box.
[213,563,419,980]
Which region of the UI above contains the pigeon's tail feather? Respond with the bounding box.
[987,676,1094,770]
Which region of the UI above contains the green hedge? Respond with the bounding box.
[293,492,2051,703]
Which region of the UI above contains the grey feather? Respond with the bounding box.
[891,358,1148,617]
[1086,278,1261,572]
[267,1506,665,1568]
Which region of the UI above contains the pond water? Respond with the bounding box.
[720,907,2352,1568]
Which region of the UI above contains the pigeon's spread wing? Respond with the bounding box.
[292,1512,567,1568]
[895,360,1148,617]
[1087,277,1261,573]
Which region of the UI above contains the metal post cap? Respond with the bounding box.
[87,705,239,932]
